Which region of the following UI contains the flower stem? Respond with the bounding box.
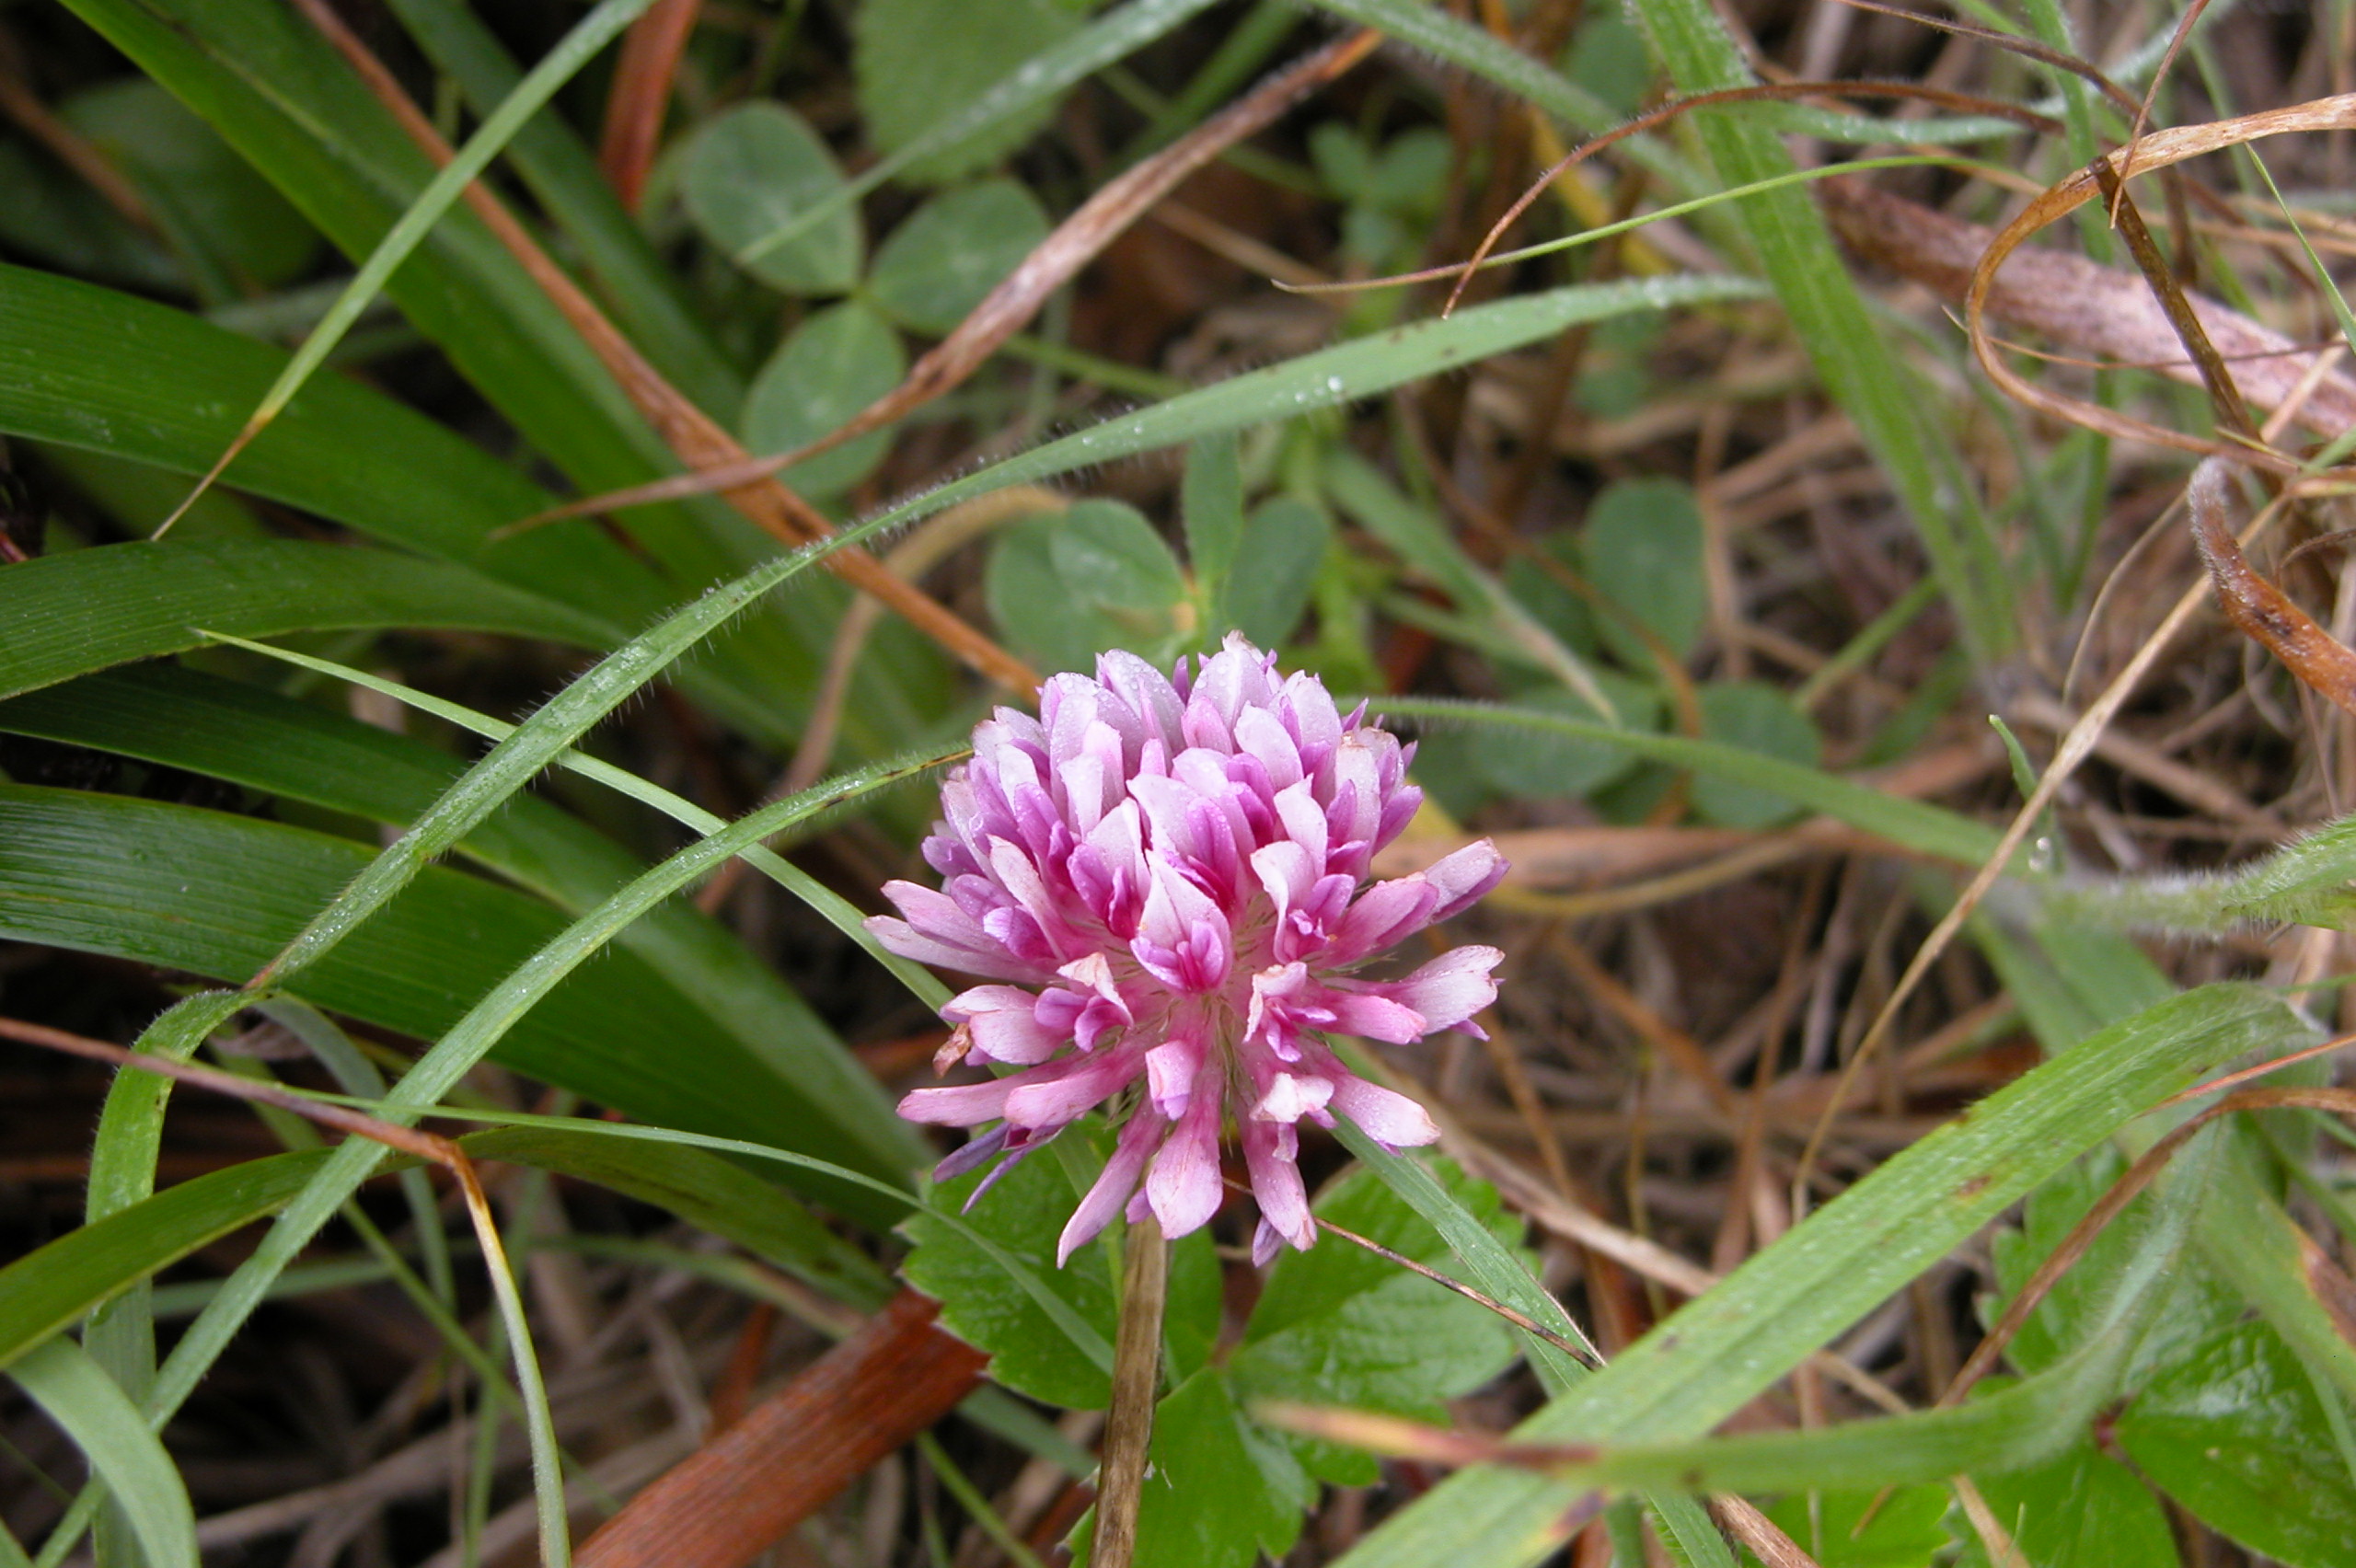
[1091,1213,1168,1568]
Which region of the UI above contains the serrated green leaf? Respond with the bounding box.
[1690,682,1821,828]
[1954,1438,2177,1568]
[1231,1162,1522,1486]
[868,179,1051,335]
[2118,1320,2356,1568]
[1129,1367,1313,1568]
[683,101,861,293]
[1753,1484,1947,1568]
[854,0,1082,183]
[1220,499,1329,650]
[900,1144,1120,1410]
[741,300,907,498]
[1584,478,1706,666]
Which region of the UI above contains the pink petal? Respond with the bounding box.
[1242,1117,1313,1258]
[1423,841,1508,921]
[1386,945,1504,1031]
[1057,1108,1165,1264]
[1328,1075,1440,1147]
[897,1078,1017,1125]
[1145,1089,1225,1238]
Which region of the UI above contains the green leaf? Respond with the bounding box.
[63,77,318,294]
[1955,1438,2177,1568]
[459,1125,893,1308]
[1583,478,1706,665]
[868,179,1052,335]
[1220,499,1330,650]
[853,0,1083,183]
[2037,812,2356,934]
[900,1146,1121,1411]
[987,502,1191,674]
[2118,1319,2356,1568]
[1753,1485,1948,1568]
[683,101,861,293]
[0,539,610,701]
[1131,1367,1313,1568]
[741,300,907,498]
[1181,432,1244,602]
[1230,1163,1522,1486]
[1689,682,1822,828]
[11,1338,197,1568]
[0,1150,331,1371]
[1326,984,2309,1568]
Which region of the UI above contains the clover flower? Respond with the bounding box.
[872,634,1506,1265]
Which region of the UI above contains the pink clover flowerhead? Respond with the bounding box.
[871,633,1507,1266]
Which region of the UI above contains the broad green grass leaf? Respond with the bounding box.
[0,785,913,1209]
[1583,478,1706,665]
[10,1339,196,1568]
[1690,682,1822,828]
[0,1151,330,1371]
[1327,984,2307,1567]
[684,102,860,293]
[0,539,610,701]
[853,0,1081,183]
[460,1125,893,1307]
[0,664,920,1179]
[126,747,950,1497]
[900,1147,1122,1410]
[868,180,1052,335]
[378,0,743,415]
[1221,499,1331,649]
[63,78,318,294]
[2118,1320,2356,1568]
[1231,1163,1522,1486]
[1753,1485,1947,1568]
[191,0,659,461]
[0,263,669,628]
[742,301,907,498]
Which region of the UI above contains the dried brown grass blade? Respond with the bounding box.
[288,0,1036,692]
[2188,461,2356,718]
[518,29,1380,525]
[576,1288,988,1568]
[1964,93,2356,472]
[597,0,700,212]
[1820,177,2356,440]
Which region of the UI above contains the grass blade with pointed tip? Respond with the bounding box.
[159,0,660,531]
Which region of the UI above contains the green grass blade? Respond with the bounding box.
[1328,983,2308,1567]
[0,785,911,1207]
[382,0,742,415]
[146,749,954,1435]
[10,1339,196,1568]
[1372,696,2002,864]
[180,639,953,1010]
[189,0,656,476]
[0,538,612,701]
[1628,0,2012,661]
[0,663,930,1166]
[0,1151,330,1371]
